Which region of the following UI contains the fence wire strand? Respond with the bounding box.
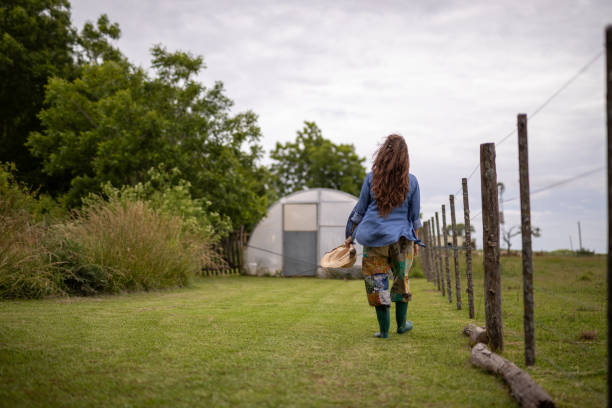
[502,166,605,203]
[451,47,604,197]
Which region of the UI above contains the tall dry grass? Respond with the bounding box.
[51,198,217,295]
[0,166,62,298]
[0,210,63,298]
[1,164,220,298]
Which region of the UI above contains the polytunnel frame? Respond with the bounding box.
[247,188,360,277]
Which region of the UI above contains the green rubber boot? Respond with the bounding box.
[396,301,413,334]
[374,306,390,338]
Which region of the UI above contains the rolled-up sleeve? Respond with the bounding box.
[350,173,371,225]
[345,206,356,238]
[409,176,422,230]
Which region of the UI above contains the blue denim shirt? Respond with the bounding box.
[346,172,423,247]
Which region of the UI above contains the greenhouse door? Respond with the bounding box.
[283,203,317,276]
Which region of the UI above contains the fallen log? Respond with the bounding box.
[471,343,555,408]
[463,323,489,347]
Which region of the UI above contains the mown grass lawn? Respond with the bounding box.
[0,255,606,407]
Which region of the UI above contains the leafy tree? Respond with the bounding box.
[74,14,122,65]
[4,5,270,230]
[496,180,541,254]
[270,121,366,197]
[27,31,270,229]
[444,222,475,237]
[0,0,76,189]
[502,225,541,255]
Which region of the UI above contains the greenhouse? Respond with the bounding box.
[245,188,362,277]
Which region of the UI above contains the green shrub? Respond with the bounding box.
[92,166,232,240]
[0,163,66,222]
[576,248,596,256]
[548,249,576,256]
[50,197,216,295]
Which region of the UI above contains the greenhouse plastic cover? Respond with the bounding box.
[245,188,362,276]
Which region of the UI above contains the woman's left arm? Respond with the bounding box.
[345,174,372,239]
[409,176,422,254]
[409,176,422,230]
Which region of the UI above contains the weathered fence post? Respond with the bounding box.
[425,221,433,282]
[435,212,445,296]
[422,221,429,281]
[421,221,427,279]
[430,217,440,289]
[462,178,475,319]
[239,225,247,274]
[427,219,433,285]
[605,24,611,402]
[480,142,503,352]
[429,220,436,284]
[232,233,238,274]
[450,195,462,310]
[429,222,435,282]
[518,114,535,366]
[442,205,452,303]
[224,237,231,275]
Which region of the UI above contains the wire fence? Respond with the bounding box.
[454,47,605,195]
[420,37,607,378]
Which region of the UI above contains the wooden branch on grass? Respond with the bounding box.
[470,343,555,408]
[463,323,489,346]
[463,325,554,406]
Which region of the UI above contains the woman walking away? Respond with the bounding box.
[346,134,422,338]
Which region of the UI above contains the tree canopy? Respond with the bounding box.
[270,121,366,197]
[26,16,272,229]
[3,2,368,232]
[0,0,76,189]
[445,223,475,237]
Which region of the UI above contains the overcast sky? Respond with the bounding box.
[71,0,611,252]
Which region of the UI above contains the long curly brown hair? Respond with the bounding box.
[371,134,410,217]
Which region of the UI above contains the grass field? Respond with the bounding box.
[0,255,606,407]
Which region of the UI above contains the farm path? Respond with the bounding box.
[1,259,607,407]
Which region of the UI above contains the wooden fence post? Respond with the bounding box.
[421,221,429,280]
[462,178,475,319]
[427,218,433,286]
[518,114,535,366]
[239,225,247,275]
[424,221,433,282]
[450,194,462,310]
[223,237,230,275]
[605,24,611,400]
[428,220,435,282]
[442,205,452,303]
[233,235,238,275]
[232,233,238,274]
[430,217,440,289]
[480,142,503,352]
[435,212,445,296]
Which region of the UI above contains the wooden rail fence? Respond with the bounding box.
[201,227,247,276]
